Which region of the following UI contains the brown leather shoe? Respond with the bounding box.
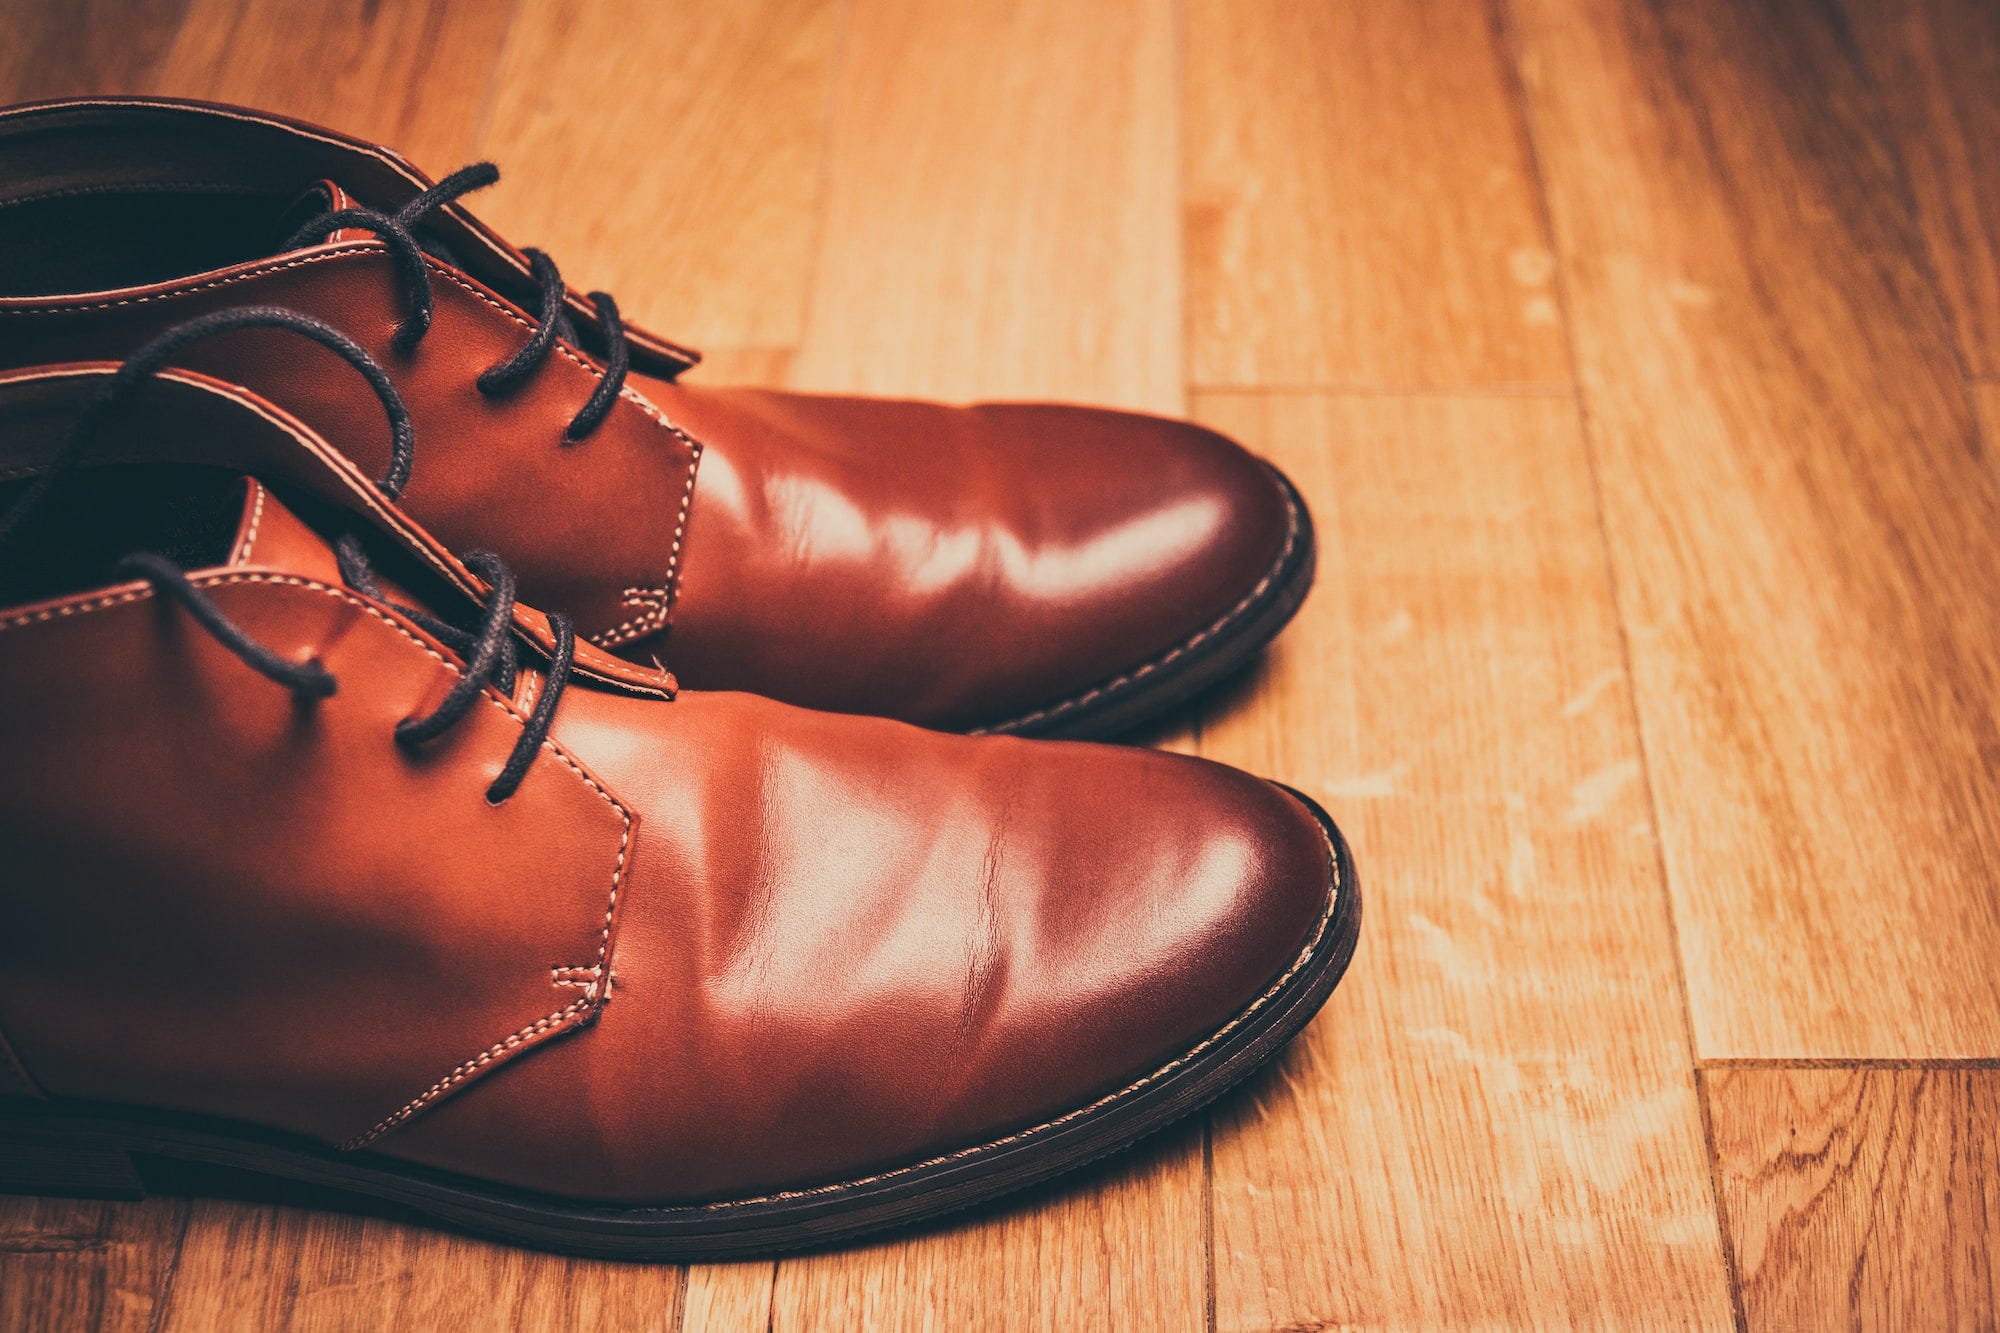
[0,323,1357,1258]
[0,96,1315,738]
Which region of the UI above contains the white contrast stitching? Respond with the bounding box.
[0,246,707,650]
[230,482,268,565]
[340,789,628,1148]
[0,570,634,1146]
[591,434,703,650]
[0,585,154,631]
[0,368,675,703]
[551,966,616,995]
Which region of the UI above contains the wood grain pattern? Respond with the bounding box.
[6,0,2000,1322]
[145,0,515,168]
[1184,0,1569,390]
[679,1261,774,1333]
[1192,392,1732,1329]
[790,0,1179,408]
[1847,0,2000,380]
[476,0,844,360]
[0,1198,187,1333]
[1975,383,2000,450]
[155,1200,682,1331]
[1508,0,2000,1058]
[771,1125,1205,1333]
[1706,1066,2000,1329]
[0,0,191,102]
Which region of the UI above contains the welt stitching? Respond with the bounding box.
[231,482,268,565]
[0,571,635,1146]
[974,484,1302,734]
[631,813,1344,1214]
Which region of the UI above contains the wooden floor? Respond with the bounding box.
[4,0,1999,1327]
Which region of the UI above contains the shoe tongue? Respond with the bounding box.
[224,480,345,584]
[273,179,367,248]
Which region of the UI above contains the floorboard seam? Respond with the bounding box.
[1702,1057,2000,1070]
[1489,2,1745,1327]
[1190,382,1573,397]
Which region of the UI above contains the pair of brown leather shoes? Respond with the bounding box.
[0,99,1357,1259]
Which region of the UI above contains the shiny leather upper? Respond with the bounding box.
[0,368,1336,1202]
[0,97,1299,731]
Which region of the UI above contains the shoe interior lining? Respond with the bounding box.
[0,188,298,297]
[0,463,246,608]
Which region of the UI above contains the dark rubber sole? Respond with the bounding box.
[976,462,1318,741]
[0,789,1359,1262]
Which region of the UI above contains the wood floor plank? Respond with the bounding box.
[1847,0,2000,379]
[156,1200,682,1331]
[1507,0,2000,1057]
[790,0,1179,408]
[771,1125,1205,1333]
[143,0,515,168]
[0,0,191,102]
[0,0,505,168]
[475,0,844,362]
[1183,0,1569,391]
[1194,393,1732,1330]
[1976,383,2000,447]
[1706,1066,2000,1329]
[0,1198,188,1333]
[680,1261,774,1333]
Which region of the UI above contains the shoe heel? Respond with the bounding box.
[0,1123,146,1201]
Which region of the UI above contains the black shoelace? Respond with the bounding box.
[286,163,631,443]
[0,306,576,804]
